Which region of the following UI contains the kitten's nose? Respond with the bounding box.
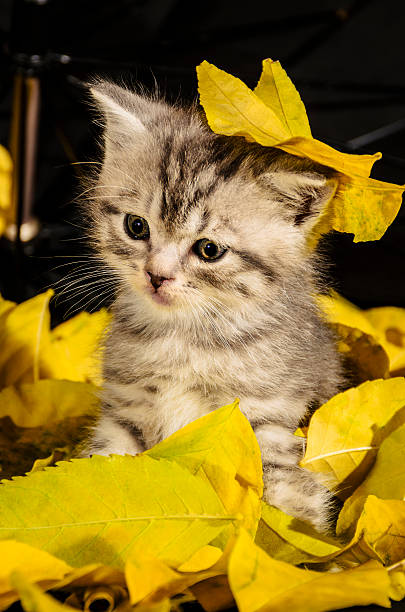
[146,271,169,290]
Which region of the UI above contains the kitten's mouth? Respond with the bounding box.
[144,284,172,306]
[150,290,171,306]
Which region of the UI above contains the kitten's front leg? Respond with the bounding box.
[81,408,145,457]
[251,420,333,533]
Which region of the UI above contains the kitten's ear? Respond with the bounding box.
[88,80,148,143]
[267,171,338,231]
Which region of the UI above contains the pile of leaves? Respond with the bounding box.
[0,59,405,611]
[1,290,405,612]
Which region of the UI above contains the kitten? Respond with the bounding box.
[81,80,343,532]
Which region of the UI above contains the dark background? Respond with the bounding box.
[0,0,405,322]
[0,2,404,611]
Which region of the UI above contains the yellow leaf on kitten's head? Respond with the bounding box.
[253,59,311,138]
[197,59,404,245]
[197,60,290,145]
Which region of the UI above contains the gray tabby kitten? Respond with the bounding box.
[82,81,343,532]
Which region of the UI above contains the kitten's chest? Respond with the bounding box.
[105,327,252,388]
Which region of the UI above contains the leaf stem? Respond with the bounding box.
[301,446,378,466]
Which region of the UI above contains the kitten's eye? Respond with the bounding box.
[193,239,226,261]
[124,214,150,240]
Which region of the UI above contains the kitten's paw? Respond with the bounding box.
[262,465,334,534]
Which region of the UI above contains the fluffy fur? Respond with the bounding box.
[80,81,343,532]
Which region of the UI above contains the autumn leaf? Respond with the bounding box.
[301,378,405,496]
[389,560,405,602]
[125,550,227,607]
[0,292,110,389]
[255,502,341,565]
[350,496,405,566]
[0,542,71,610]
[47,309,110,386]
[0,380,98,429]
[337,424,405,537]
[319,291,405,376]
[0,380,99,478]
[11,572,78,612]
[197,59,404,244]
[363,305,405,376]
[329,323,390,383]
[228,529,391,612]
[0,291,53,388]
[147,400,263,540]
[0,454,239,569]
[0,146,12,237]
[253,59,311,138]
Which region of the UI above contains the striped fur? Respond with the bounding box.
[80,81,343,532]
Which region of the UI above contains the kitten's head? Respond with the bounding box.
[85,80,337,321]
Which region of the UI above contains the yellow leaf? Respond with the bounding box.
[317,291,376,337]
[256,502,340,565]
[253,59,311,138]
[177,545,222,572]
[388,560,405,601]
[0,380,98,428]
[0,292,109,388]
[0,146,12,237]
[0,453,237,569]
[352,496,405,566]
[11,572,79,612]
[50,564,125,591]
[337,424,405,537]
[197,60,404,244]
[0,541,71,610]
[323,173,405,242]
[312,497,405,569]
[0,295,14,323]
[47,309,110,385]
[0,380,99,478]
[228,529,391,612]
[229,531,390,612]
[125,557,179,605]
[301,378,405,495]
[125,544,229,606]
[0,291,53,388]
[363,305,405,375]
[319,292,405,376]
[147,401,263,540]
[329,323,390,383]
[197,60,290,145]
